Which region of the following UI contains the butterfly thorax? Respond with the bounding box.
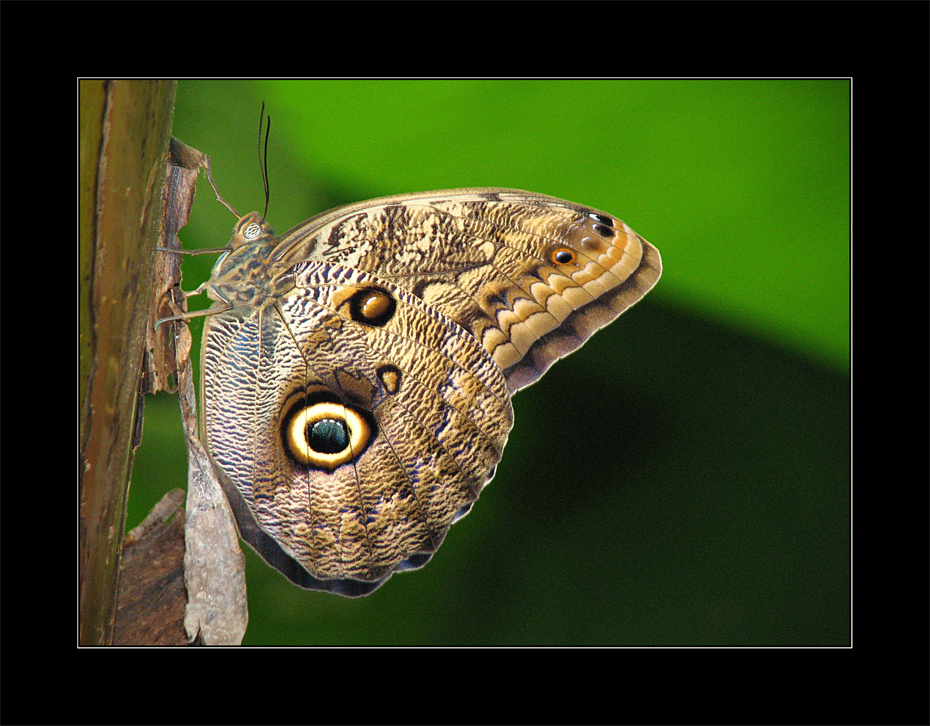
[206,212,295,313]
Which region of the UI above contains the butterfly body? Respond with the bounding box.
[192,188,660,596]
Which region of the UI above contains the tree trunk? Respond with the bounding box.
[78,79,177,645]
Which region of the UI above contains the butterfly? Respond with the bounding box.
[162,133,661,597]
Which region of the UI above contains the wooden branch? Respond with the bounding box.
[78,80,177,645]
[113,489,188,645]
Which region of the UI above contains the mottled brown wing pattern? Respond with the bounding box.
[202,259,515,596]
[278,189,662,391]
[195,189,660,596]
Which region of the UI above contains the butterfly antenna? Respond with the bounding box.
[258,102,271,221]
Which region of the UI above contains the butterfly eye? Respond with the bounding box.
[552,247,576,265]
[243,222,262,239]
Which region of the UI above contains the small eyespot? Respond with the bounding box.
[552,247,576,265]
[243,222,262,239]
[349,287,397,327]
[376,364,402,394]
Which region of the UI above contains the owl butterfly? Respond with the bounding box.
[165,140,661,597]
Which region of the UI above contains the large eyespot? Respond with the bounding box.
[243,222,263,239]
[280,390,376,471]
[348,287,396,327]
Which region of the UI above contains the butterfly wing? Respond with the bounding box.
[202,260,513,596]
[278,188,662,392]
[202,189,660,596]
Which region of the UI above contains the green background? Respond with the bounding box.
[130,80,850,645]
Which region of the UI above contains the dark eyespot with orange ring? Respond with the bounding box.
[551,247,576,265]
[280,389,376,471]
[349,287,396,327]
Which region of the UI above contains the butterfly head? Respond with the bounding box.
[230,212,275,250]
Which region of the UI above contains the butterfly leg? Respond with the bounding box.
[154,286,234,330]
